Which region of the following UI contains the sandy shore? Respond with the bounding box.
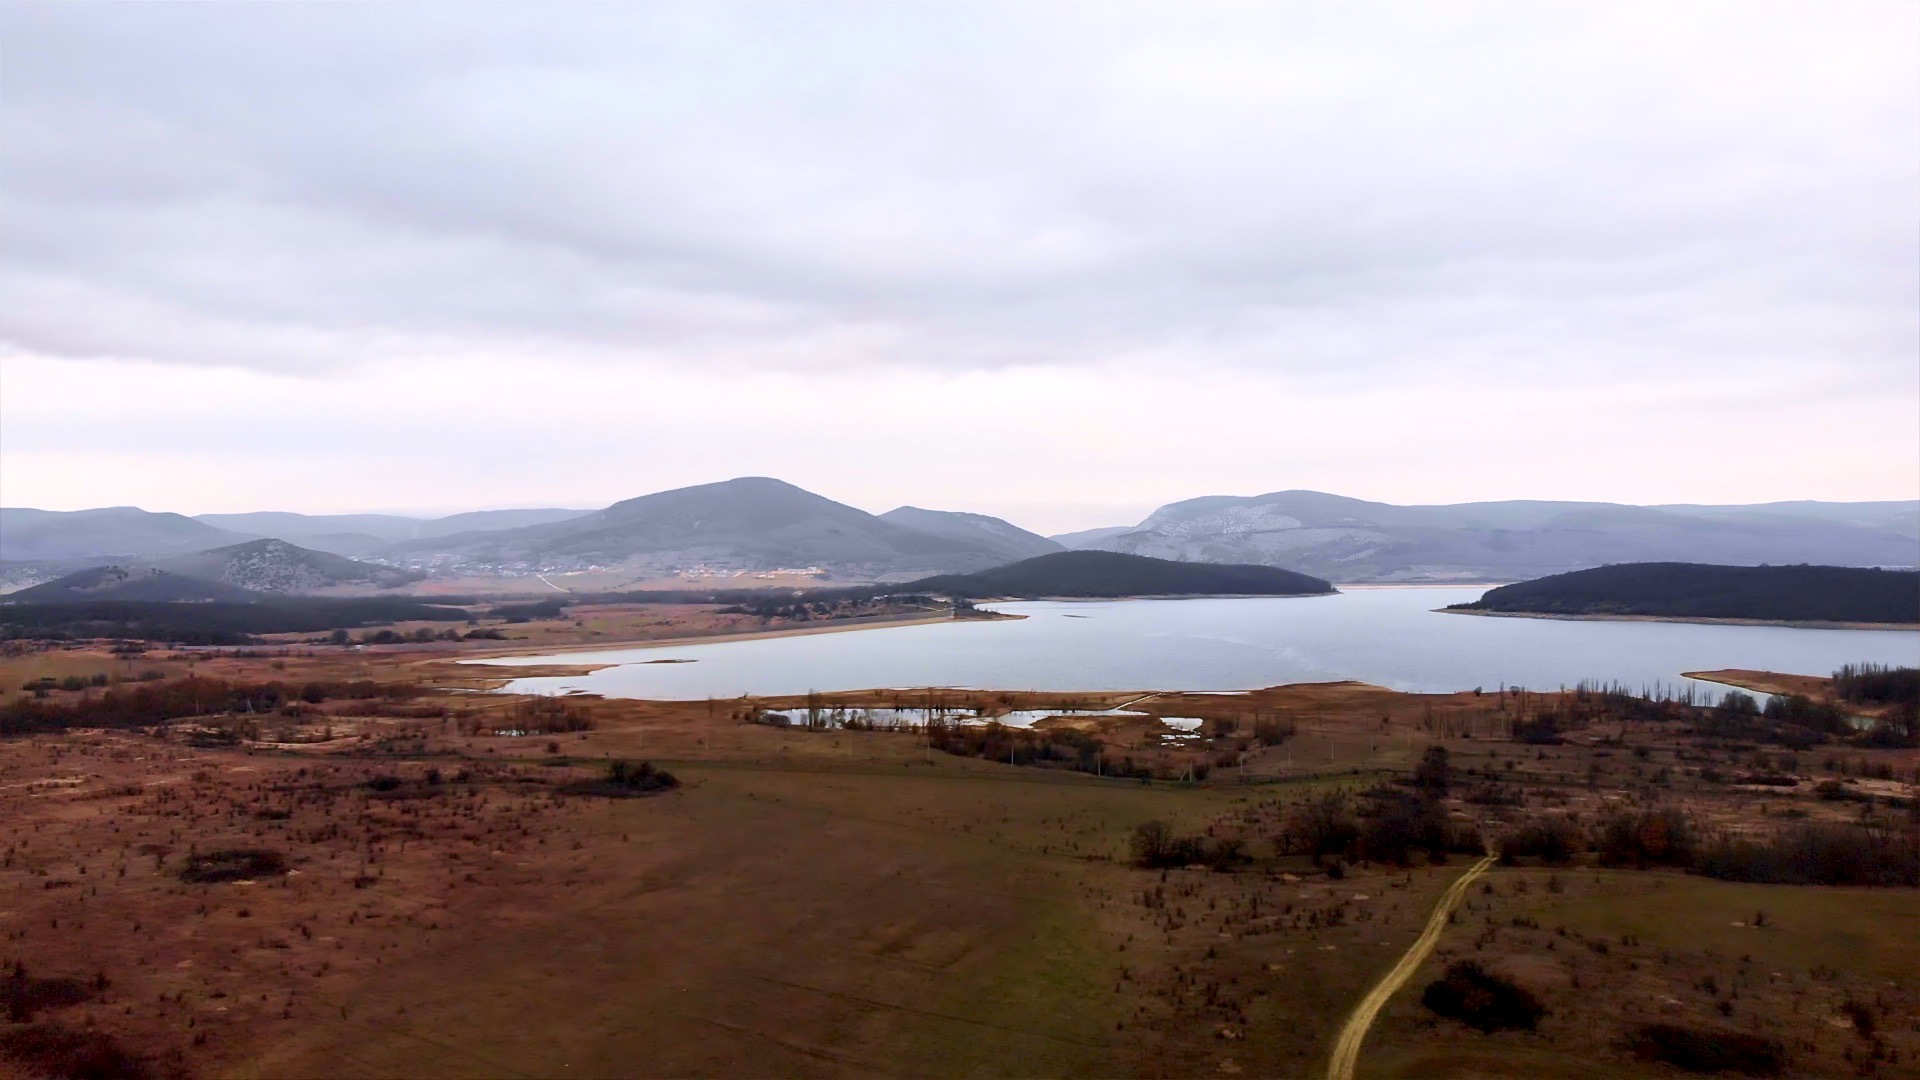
[1336,582,1506,590]
[458,611,1016,663]
[1439,608,1919,632]
[1679,669,1818,696]
[973,591,1339,602]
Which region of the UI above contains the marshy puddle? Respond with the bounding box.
[987,708,1150,728]
[755,706,957,729]
[755,706,1164,730]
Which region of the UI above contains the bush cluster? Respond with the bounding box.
[1129,821,1246,870]
[0,676,422,737]
[1420,961,1545,1032]
[1498,814,1581,865]
[1628,1023,1784,1076]
[1499,807,1917,886]
[178,847,288,884]
[1277,791,1480,868]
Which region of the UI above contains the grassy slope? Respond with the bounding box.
[237,758,1247,1078]
[1366,868,1920,1078]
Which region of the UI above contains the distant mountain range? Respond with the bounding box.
[1055,491,1919,583]
[388,478,1028,577]
[877,506,1063,562]
[191,508,591,556]
[0,507,252,562]
[7,482,1916,587]
[0,506,592,564]
[6,540,424,602]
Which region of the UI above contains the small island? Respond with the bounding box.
[905,550,1335,599]
[1447,562,1919,628]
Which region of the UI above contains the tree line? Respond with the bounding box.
[0,676,422,736]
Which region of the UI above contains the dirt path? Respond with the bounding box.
[1326,853,1496,1080]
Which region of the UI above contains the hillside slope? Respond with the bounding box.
[907,550,1334,598]
[6,565,257,603]
[156,539,423,593]
[1451,563,1920,624]
[1080,491,1920,582]
[879,507,1063,562]
[400,477,1014,575]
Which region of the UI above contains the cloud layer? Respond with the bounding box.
[2,3,1915,531]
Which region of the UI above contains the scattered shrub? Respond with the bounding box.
[1500,814,1580,865]
[1130,820,1242,869]
[1692,823,1918,887]
[1359,792,1450,867]
[1279,792,1361,863]
[926,719,1162,780]
[1251,716,1296,746]
[1514,714,1565,745]
[0,1023,150,1080]
[3,964,92,1023]
[1627,1022,1784,1075]
[487,600,568,622]
[179,847,287,883]
[1840,998,1876,1039]
[581,759,679,797]
[1597,808,1694,869]
[1412,745,1452,796]
[1832,663,1919,706]
[0,675,419,737]
[1420,961,1545,1032]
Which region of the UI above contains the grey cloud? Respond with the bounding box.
[0,2,1914,387]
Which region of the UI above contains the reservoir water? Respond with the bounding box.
[467,587,1919,701]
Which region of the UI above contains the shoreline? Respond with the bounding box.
[458,611,1011,664]
[1439,608,1919,632]
[1680,669,1809,697]
[1335,582,1506,590]
[975,590,1340,603]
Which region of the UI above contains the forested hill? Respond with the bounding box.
[906,551,1334,598]
[1452,563,1920,624]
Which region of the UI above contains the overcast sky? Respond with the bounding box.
[2,3,1915,534]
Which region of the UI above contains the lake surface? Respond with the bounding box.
[467,588,1919,701]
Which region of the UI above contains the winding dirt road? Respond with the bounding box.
[1326,853,1497,1080]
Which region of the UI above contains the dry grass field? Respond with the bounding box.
[1,638,1914,1079]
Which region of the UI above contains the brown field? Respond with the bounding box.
[0,603,965,705]
[1,639,1915,1079]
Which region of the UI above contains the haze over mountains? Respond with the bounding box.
[192,508,592,557]
[0,506,590,562]
[4,480,1916,590]
[0,507,252,562]
[1057,491,1920,583]
[8,541,425,602]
